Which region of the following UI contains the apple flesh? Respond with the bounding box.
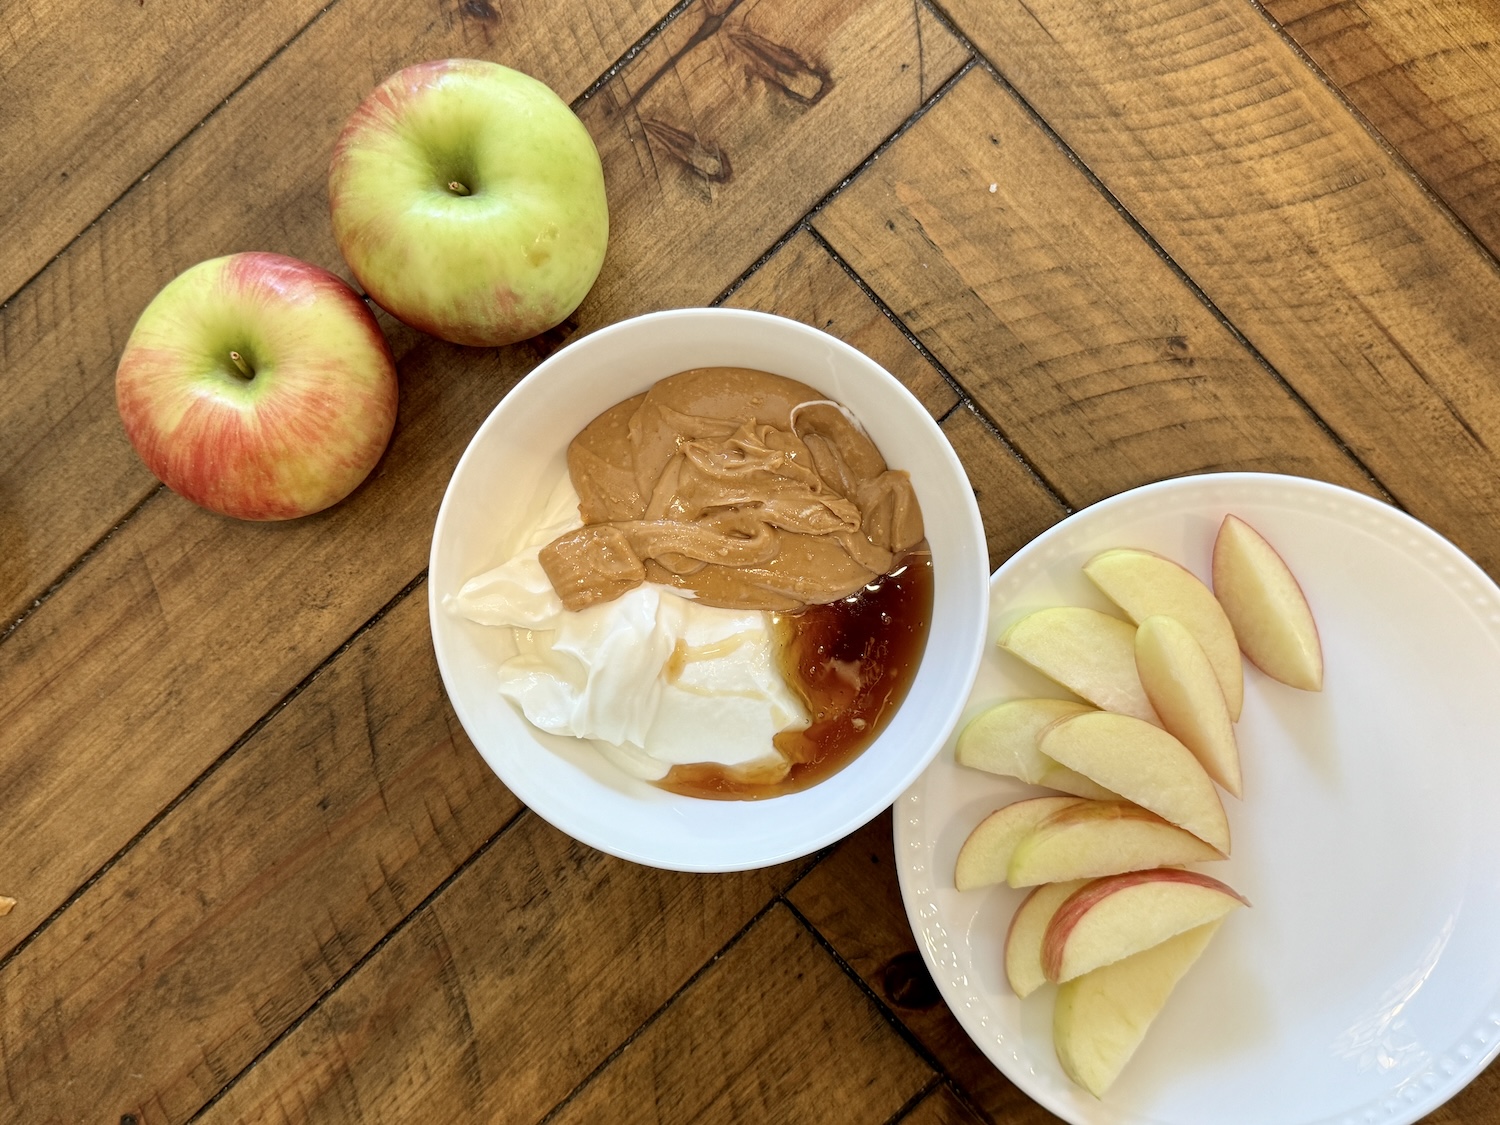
[1006,799,1225,887]
[955,699,1118,799]
[115,252,399,520]
[1213,515,1323,691]
[1000,608,1158,724]
[1084,547,1244,719]
[329,59,609,347]
[1038,711,1230,854]
[954,796,1085,892]
[1005,879,1090,998]
[1053,919,1225,1096]
[1041,867,1246,983]
[1135,615,1243,798]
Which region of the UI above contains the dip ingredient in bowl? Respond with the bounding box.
[452,366,931,798]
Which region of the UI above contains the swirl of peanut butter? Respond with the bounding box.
[539,367,925,612]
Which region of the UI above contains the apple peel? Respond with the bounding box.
[1005,879,1090,998]
[954,796,1086,891]
[1212,514,1323,691]
[1007,799,1225,887]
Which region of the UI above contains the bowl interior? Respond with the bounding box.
[429,308,989,870]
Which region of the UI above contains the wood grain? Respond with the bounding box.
[1266,0,1500,259]
[546,906,933,1125]
[814,65,1377,509]
[936,0,1500,576]
[0,590,519,1124]
[897,1084,991,1125]
[573,0,968,323]
[194,819,805,1124]
[788,813,1064,1125]
[724,228,960,420]
[0,0,667,632]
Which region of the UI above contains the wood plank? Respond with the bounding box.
[724,228,960,421]
[573,0,968,320]
[0,5,969,976]
[1266,0,1500,259]
[813,65,1377,512]
[897,1084,991,1125]
[787,813,1062,1125]
[506,906,932,1125]
[193,824,805,1124]
[0,0,669,631]
[0,590,521,1124]
[931,0,1500,576]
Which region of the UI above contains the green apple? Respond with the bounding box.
[114,253,398,520]
[328,59,609,347]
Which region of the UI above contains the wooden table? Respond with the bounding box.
[5,0,1500,1120]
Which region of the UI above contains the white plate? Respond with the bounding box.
[895,473,1500,1125]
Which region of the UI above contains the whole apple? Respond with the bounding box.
[115,252,399,521]
[328,59,609,347]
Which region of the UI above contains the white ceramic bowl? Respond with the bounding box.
[429,308,989,871]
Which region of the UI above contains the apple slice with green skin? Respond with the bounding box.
[1041,867,1246,983]
[1054,919,1226,1097]
[1135,615,1243,798]
[1038,711,1230,854]
[999,608,1158,724]
[954,796,1087,891]
[955,699,1119,799]
[1213,515,1323,691]
[1084,548,1244,720]
[1007,799,1225,887]
[1004,879,1091,998]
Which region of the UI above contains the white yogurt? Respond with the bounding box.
[445,476,807,781]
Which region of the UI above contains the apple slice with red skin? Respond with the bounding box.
[1213,515,1323,691]
[1041,867,1247,983]
[954,796,1087,891]
[1007,799,1225,887]
[999,608,1159,724]
[1004,879,1090,998]
[955,699,1119,799]
[1084,548,1245,720]
[1038,711,1231,854]
[1053,919,1226,1097]
[1135,615,1243,798]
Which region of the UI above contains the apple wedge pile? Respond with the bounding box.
[954,513,1321,1097]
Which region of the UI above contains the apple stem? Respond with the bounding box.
[228,350,254,379]
[447,180,471,196]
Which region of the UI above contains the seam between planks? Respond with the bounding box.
[918,0,1395,507]
[0,568,430,978]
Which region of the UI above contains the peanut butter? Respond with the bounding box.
[540,367,924,612]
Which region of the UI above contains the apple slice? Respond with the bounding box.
[1084,548,1244,719]
[1053,919,1225,1096]
[1004,879,1090,998]
[1037,711,1230,854]
[1041,867,1246,983]
[955,699,1119,799]
[999,608,1158,724]
[954,796,1087,891]
[1135,615,1243,798]
[1007,800,1224,887]
[1212,514,1323,691]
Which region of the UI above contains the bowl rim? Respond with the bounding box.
[428,306,990,870]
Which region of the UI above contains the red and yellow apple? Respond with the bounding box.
[1054,919,1225,1096]
[1135,615,1243,797]
[1085,547,1244,719]
[1038,711,1231,853]
[1005,879,1090,998]
[954,796,1085,892]
[1041,867,1247,983]
[114,252,398,521]
[955,698,1116,799]
[329,59,609,347]
[1213,514,1324,691]
[1006,799,1225,887]
[999,608,1158,724]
